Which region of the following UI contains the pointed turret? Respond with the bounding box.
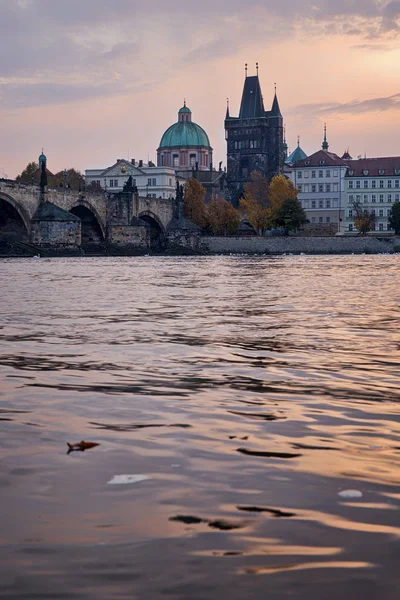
[322,123,329,151]
[225,98,230,119]
[239,73,265,118]
[271,86,282,117]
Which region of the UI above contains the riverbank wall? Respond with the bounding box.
[182,235,400,255]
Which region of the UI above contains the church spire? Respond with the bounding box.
[226,97,230,119]
[322,123,329,151]
[271,84,282,117]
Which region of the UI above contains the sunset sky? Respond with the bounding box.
[1,0,399,179]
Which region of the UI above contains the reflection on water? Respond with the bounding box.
[0,255,399,599]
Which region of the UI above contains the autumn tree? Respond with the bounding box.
[272,198,308,235]
[206,198,240,235]
[352,200,375,235]
[15,162,39,184]
[268,174,298,213]
[388,201,400,234]
[184,178,206,227]
[239,171,271,234]
[53,168,85,191]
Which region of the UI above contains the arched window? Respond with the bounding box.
[160,154,164,166]
[190,154,196,167]
[173,154,179,167]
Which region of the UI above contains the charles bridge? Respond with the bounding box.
[0,179,183,251]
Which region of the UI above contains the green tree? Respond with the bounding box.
[272,197,308,235]
[206,198,240,235]
[352,200,375,235]
[239,171,271,234]
[15,162,39,184]
[389,201,400,234]
[184,178,206,227]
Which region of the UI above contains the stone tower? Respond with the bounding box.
[225,65,284,204]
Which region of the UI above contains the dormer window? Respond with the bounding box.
[305,160,310,165]
[394,169,400,175]
[319,160,325,165]
[379,169,385,175]
[348,170,354,176]
[362,169,369,176]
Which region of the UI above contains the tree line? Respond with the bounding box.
[184,171,307,236]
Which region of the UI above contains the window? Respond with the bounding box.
[388,194,392,203]
[333,170,338,177]
[372,180,376,189]
[160,154,164,166]
[364,180,369,188]
[326,200,331,208]
[356,195,361,202]
[147,178,151,186]
[304,171,309,178]
[319,170,323,178]
[319,200,323,208]
[312,184,316,193]
[173,155,179,167]
[132,179,136,186]
[379,180,384,188]
[326,170,331,178]
[326,183,331,192]
[319,216,323,223]
[372,194,376,203]
[379,223,384,231]
[349,181,354,189]
[333,184,338,192]
[298,171,302,178]
[379,209,384,217]
[298,185,303,192]
[190,154,196,167]
[356,180,361,189]
[318,184,323,192]
[311,171,316,178]
[304,184,310,192]
[371,209,376,216]
[379,194,384,203]
[349,209,353,217]
[311,216,316,223]
[363,195,368,203]
[387,223,392,230]
[152,178,156,186]
[388,180,392,188]
[395,180,400,188]
[109,179,114,187]
[311,200,316,208]
[388,209,392,217]
[349,194,354,202]
[349,224,353,232]
[169,178,172,186]
[395,194,400,202]
[326,217,330,223]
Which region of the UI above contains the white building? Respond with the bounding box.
[85,159,185,199]
[289,149,348,233]
[344,157,400,233]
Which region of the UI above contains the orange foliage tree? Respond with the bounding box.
[206,198,240,235]
[239,171,271,234]
[184,178,206,227]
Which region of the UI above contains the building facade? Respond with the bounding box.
[157,103,213,172]
[344,157,400,233]
[289,149,348,233]
[225,67,284,204]
[85,159,184,199]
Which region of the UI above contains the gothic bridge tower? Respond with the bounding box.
[225,64,284,204]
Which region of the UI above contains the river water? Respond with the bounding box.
[0,255,399,599]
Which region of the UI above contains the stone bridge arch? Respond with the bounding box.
[69,199,106,243]
[0,191,32,237]
[138,211,166,249]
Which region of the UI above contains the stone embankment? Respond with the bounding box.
[179,235,400,255]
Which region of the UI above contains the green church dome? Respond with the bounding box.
[159,104,211,149]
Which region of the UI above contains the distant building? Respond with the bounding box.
[85,159,184,199]
[157,103,213,171]
[344,157,400,233]
[225,64,284,204]
[286,137,307,165]
[288,128,348,233]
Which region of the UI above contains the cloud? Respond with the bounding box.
[292,93,400,117]
[0,0,400,111]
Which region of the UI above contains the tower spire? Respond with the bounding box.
[256,62,259,76]
[226,97,230,119]
[245,63,248,78]
[322,123,329,151]
[297,135,300,147]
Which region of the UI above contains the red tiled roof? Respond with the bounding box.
[344,157,400,177]
[293,150,348,168]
